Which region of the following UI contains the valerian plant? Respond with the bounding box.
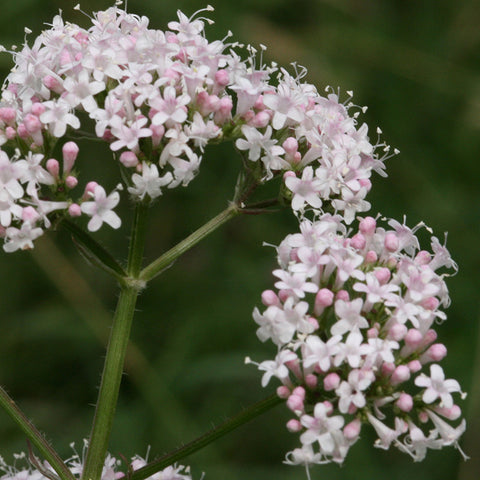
[0,3,466,480]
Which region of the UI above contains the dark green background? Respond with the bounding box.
[0,1,478,479]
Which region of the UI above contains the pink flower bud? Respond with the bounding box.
[65,176,78,189]
[286,419,303,432]
[408,360,422,373]
[405,329,423,348]
[287,394,304,413]
[343,419,361,440]
[421,296,440,310]
[243,110,255,123]
[261,289,280,306]
[84,181,99,198]
[17,123,29,139]
[6,126,17,140]
[396,393,413,412]
[365,250,378,264]
[374,267,391,284]
[391,365,410,385]
[46,158,60,178]
[214,97,233,124]
[305,374,318,389]
[151,124,165,146]
[31,103,46,116]
[387,259,398,270]
[350,232,366,250]
[384,232,399,252]
[62,141,79,173]
[359,216,376,235]
[388,323,407,341]
[292,386,305,399]
[214,69,229,86]
[252,111,270,128]
[292,151,302,163]
[415,250,431,265]
[22,206,39,222]
[314,288,334,315]
[381,362,395,376]
[206,94,220,112]
[418,411,429,423]
[282,137,298,155]
[367,327,378,338]
[308,316,319,329]
[420,343,447,363]
[422,329,437,347]
[434,404,461,420]
[68,203,82,217]
[276,385,291,399]
[323,373,340,391]
[278,289,290,302]
[119,151,139,168]
[0,107,16,124]
[43,74,63,92]
[336,290,349,301]
[348,403,358,414]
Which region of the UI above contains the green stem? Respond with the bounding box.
[0,386,76,480]
[139,202,240,283]
[81,204,149,480]
[129,394,282,480]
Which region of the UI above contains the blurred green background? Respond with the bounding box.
[0,0,478,479]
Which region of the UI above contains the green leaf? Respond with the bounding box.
[62,220,127,281]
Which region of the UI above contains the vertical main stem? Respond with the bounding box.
[82,204,149,480]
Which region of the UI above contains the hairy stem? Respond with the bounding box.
[81,204,148,480]
[0,386,76,480]
[139,202,240,283]
[129,394,282,480]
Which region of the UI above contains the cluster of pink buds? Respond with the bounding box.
[0,4,391,251]
[248,213,466,470]
[0,442,193,480]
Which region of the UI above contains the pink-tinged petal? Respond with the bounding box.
[103,211,121,229]
[422,388,438,404]
[88,216,103,232]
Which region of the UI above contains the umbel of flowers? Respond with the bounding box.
[0,3,391,252]
[248,213,466,470]
[0,3,465,480]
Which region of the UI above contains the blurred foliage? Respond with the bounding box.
[0,1,479,479]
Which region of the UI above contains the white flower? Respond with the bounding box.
[302,334,342,372]
[3,222,43,252]
[81,185,121,232]
[110,116,152,152]
[415,364,463,408]
[40,99,81,137]
[63,70,106,113]
[257,349,297,387]
[128,163,173,200]
[331,298,368,336]
[235,125,279,162]
[300,402,345,453]
[285,166,324,211]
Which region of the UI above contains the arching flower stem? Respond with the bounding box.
[0,386,76,480]
[128,394,283,480]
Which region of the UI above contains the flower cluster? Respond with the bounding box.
[0,443,193,480]
[0,4,390,251]
[248,213,466,470]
